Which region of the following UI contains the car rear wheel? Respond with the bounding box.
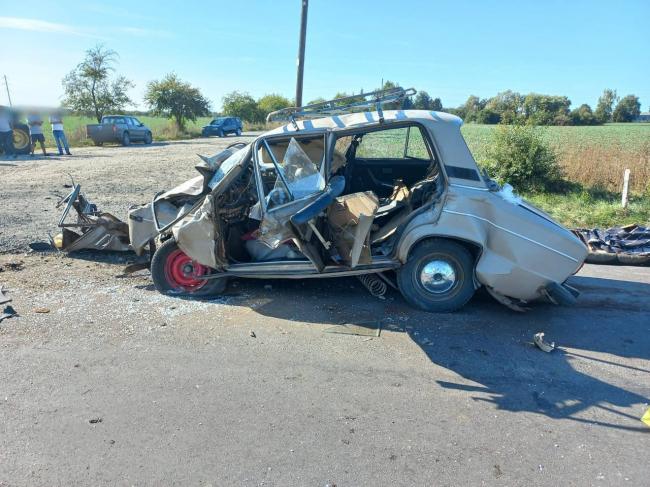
[144,132,152,144]
[151,238,227,296]
[397,239,476,313]
[236,128,242,136]
[122,132,130,146]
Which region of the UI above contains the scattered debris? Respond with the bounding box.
[28,241,55,252]
[573,224,650,266]
[54,183,131,253]
[641,407,650,428]
[533,332,556,353]
[0,305,18,323]
[122,262,150,275]
[249,330,256,338]
[0,261,24,272]
[34,308,50,314]
[88,417,103,424]
[0,286,11,305]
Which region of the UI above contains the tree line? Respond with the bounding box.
[61,46,643,130]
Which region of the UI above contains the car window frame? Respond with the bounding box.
[328,121,441,174]
[252,130,330,215]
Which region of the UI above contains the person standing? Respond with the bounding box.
[0,106,16,159]
[49,111,71,155]
[27,112,48,156]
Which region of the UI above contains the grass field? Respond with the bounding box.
[462,123,650,194]
[22,115,650,227]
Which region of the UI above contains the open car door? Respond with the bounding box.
[253,134,343,272]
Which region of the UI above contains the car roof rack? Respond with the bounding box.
[266,87,417,125]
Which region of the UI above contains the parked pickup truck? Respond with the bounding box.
[86,115,153,146]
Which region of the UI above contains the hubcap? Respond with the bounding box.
[420,259,456,294]
[164,248,208,292]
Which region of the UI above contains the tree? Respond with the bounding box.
[257,94,292,118]
[413,91,442,111]
[461,95,485,123]
[594,89,618,123]
[222,91,262,123]
[570,104,599,125]
[484,90,524,124]
[612,95,641,122]
[62,45,133,122]
[144,73,210,130]
[522,94,571,125]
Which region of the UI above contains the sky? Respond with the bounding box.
[0,0,648,112]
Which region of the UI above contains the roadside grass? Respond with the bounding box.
[523,186,650,228]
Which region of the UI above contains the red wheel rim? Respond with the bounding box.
[164,248,209,292]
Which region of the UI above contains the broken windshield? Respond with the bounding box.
[208,146,248,189]
[264,137,325,208]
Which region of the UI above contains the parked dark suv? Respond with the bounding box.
[201,117,243,137]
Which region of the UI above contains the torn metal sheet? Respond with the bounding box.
[55,184,131,253]
[533,332,556,353]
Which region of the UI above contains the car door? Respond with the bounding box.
[253,133,333,270]
[129,117,145,140]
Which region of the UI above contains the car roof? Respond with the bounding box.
[266,109,462,135]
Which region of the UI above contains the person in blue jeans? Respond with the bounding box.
[49,112,71,155]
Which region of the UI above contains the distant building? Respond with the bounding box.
[635,112,650,122]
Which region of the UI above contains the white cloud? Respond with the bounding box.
[0,16,95,37]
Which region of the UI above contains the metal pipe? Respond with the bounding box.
[295,0,308,107]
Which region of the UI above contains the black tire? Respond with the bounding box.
[122,132,130,146]
[144,132,153,144]
[397,238,476,313]
[218,129,225,138]
[236,128,242,136]
[151,238,227,296]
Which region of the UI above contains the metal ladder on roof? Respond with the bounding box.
[266,87,417,124]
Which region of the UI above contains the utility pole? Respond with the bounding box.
[3,75,12,107]
[295,0,308,108]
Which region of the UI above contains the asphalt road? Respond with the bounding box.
[0,140,649,486]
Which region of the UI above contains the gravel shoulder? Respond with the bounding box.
[0,139,648,486]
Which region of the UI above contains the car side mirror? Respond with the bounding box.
[139,123,144,127]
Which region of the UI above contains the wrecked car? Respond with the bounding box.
[128,89,588,312]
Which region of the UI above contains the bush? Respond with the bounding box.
[484,124,561,191]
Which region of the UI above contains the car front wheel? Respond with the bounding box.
[151,238,227,296]
[397,238,476,313]
[144,132,152,144]
[122,132,130,146]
